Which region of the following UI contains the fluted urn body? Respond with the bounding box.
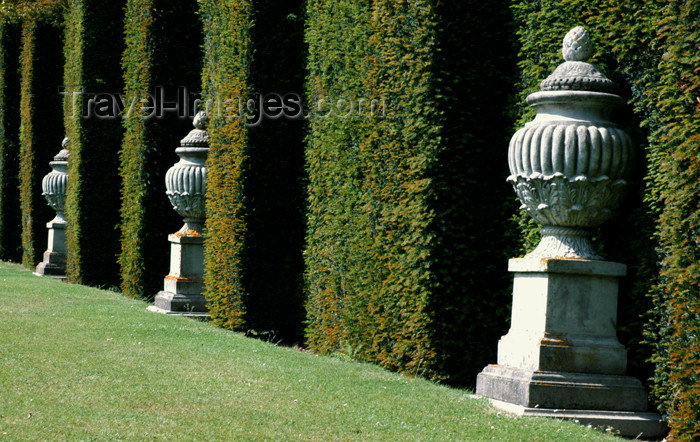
[42,137,70,223]
[508,27,634,259]
[165,111,209,233]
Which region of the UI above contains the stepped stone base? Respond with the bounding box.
[147,305,210,319]
[476,365,647,411]
[150,231,208,317]
[35,221,67,278]
[34,250,67,279]
[153,289,208,313]
[484,397,667,439]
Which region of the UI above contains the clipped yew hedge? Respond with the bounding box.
[304,0,517,384]
[63,0,125,286]
[0,22,21,262]
[644,1,700,438]
[119,0,201,299]
[18,16,64,268]
[200,0,306,342]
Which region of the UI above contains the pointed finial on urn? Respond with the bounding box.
[562,26,592,62]
[540,26,616,93]
[53,137,70,162]
[181,111,209,147]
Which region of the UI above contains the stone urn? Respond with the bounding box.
[35,137,70,277]
[152,112,210,315]
[42,137,70,223]
[475,28,667,438]
[507,26,634,259]
[165,111,209,234]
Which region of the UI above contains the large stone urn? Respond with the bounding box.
[35,137,69,278]
[150,112,209,316]
[475,27,666,438]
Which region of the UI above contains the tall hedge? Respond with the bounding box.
[200,0,306,342]
[18,17,64,269]
[0,22,22,262]
[119,0,202,299]
[63,0,125,286]
[304,0,517,384]
[644,1,700,438]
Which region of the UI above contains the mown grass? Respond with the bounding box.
[0,261,621,440]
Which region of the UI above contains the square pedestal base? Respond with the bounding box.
[34,251,66,278]
[476,365,648,411]
[484,397,667,439]
[476,365,666,438]
[153,289,208,314]
[151,231,208,316]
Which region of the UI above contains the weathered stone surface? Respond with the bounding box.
[35,138,69,278]
[154,289,207,313]
[483,397,667,439]
[507,27,634,261]
[498,257,627,374]
[152,114,209,315]
[475,28,665,438]
[476,365,647,411]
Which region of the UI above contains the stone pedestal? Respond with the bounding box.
[34,219,67,278]
[151,230,208,316]
[149,112,209,318]
[476,258,666,438]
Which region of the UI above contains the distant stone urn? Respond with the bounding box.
[42,137,70,224]
[508,26,634,259]
[165,111,209,234]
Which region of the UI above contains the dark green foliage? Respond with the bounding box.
[119,0,202,299]
[643,1,700,438]
[200,0,306,343]
[18,17,64,269]
[0,22,22,262]
[63,0,125,286]
[304,0,517,384]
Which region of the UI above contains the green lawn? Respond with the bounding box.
[0,261,621,441]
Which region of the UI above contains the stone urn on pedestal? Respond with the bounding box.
[475,27,666,437]
[35,137,70,278]
[149,112,209,316]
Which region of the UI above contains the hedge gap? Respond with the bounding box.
[200,0,306,343]
[18,17,64,269]
[0,22,22,262]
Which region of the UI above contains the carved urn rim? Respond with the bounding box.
[527,90,624,108]
[175,146,209,155]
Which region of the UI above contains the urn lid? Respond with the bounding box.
[180,112,209,147]
[539,27,617,94]
[53,137,70,162]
